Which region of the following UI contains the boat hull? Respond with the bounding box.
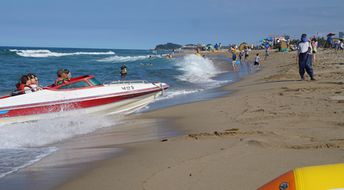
[0,82,168,125]
[0,91,162,125]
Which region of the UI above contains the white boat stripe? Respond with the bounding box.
[0,85,167,111]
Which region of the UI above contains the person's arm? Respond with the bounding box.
[24,86,33,94]
[296,43,301,64]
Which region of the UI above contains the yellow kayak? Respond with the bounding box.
[257,163,344,190]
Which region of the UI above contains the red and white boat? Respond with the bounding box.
[0,75,168,125]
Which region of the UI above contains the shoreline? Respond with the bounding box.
[57,49,344,190]
[0,51,242,189]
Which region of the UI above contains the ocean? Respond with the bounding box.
[0,46,251,180]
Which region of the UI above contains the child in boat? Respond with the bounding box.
[27,73,42,91]
[14,75,33,94]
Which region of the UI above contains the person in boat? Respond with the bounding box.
[27,73,42,91]
[120,64,127,80]
[55,69,71,86]
[14,75,33,95]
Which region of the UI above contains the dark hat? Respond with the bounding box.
[57,69,64,77]
[57,68,70,77]
[27,73,36,79]
[301,34,307,38]
[20,75,29,84]
[62,69,70,74]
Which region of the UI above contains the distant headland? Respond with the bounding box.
[154,43,182,50]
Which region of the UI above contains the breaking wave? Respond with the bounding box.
[0,115,117,148]
[10,49,115,58]
[175,54,222,84]
[0,114,117,179]
[98,55,159,63]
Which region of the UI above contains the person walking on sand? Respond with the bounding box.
[244,48,249,61]
[311,38,318,65]
[297,34,315,81]
[340,39,344,51]
[264,43,270,60]
[239,50,244,62]
[231,50,238,72]
[254,53,260,69]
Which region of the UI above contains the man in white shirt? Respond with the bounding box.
[297,34,315,80]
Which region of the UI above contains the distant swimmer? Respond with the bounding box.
[120,64,127,80]
[165,54,172,59]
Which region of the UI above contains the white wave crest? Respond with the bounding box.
[10,49,115,58]
[175,54,222,84]
[159,89,203,100]
[0,115,116,148]
[97,55,153,63]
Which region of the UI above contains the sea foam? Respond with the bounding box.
[0,115,115,148]
[10,49,115,58]
[97,55,154,63]
[0,111,119,179]
[175,54,222,84]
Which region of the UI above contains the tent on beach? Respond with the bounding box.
[239,43,248,51]
[206,44,215,51]
[280,40,289,52]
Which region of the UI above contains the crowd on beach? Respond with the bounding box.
[115,32,343,84]
[190,32,343,80]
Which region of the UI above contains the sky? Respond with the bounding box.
[0,0,343,49]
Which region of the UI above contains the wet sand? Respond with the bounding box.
[18,49,344,189]
[0,117,179,190]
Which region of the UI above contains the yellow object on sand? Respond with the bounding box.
[257,163,344,190]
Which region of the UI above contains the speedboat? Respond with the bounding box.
[0,75,168,125]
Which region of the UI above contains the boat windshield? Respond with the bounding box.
[59,81,90,89]
[88,78,102,86]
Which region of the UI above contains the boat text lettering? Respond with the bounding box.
[121,86,135,90]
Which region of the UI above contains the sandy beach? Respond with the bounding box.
[54,49,344,190]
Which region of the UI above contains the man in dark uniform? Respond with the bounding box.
[297,34,315,81]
